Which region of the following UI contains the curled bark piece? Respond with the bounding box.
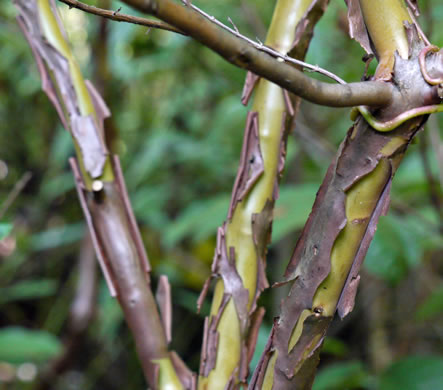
[241,72,260,106]
[344,0,373,56]
[290,0,331,61]
[215,229,250,332]
[228,112,264,219]
[156,275,173,344]
[357,104,443,132]
[15,0,111,182]
[246,307,266,366]
[112,156,151,276]
[85,80,111,134]
[170,351,197,390]
[70,158,117,297]
[250,201,273,309]
[200,293,230,376]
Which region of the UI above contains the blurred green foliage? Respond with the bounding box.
[0,0,442,388]
[0,327,62,364]
[378,356,443,390]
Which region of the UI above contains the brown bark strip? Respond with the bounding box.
[290,0,331,61]
[344,0,373,56]
[156,275,173,344]
[85,80,111,135]
[241,72,260,106]
[15,0,109,179]
[250,201,273,309]
[280,158,346,285]
[112,156,151,275]
[170,351,197,390]
[70,158,117,297]
[87,182,171,388]
[246,307,266,366]
[16,15,69,131]
[200,293,230,376]
[228,112,264,219]
[248,321,276,389]
[282,90,295,117]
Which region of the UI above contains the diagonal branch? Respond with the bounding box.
[14,1,187,388]
[118,0,394,108]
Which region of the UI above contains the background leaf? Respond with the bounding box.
[312,361,369,390]
[0,327,62,364]
[379,356,443,390]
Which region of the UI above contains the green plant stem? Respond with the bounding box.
[198,1,325,389]
[250,1,435,388]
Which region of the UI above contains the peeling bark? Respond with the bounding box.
[198,1,330,389]
[250,11,440,385]
[15,0,110,181]
[15,1,186,388]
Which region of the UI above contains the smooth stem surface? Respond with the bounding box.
[311,159,391,316]
[359,0,412,79]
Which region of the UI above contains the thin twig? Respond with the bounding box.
[407,6,431,46]
[0,172,32,219]
[58,0,185,35]
[405,0,420,17]
[185,1,346,84]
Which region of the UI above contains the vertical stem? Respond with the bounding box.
[250,1,431,388]
[198,1,326,389]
